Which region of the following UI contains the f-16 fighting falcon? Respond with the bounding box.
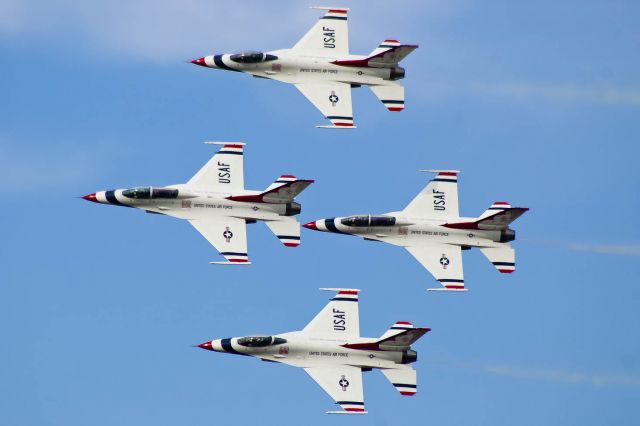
[190,7,417,128]
[303,171,529,291]
[82,142,313,264]
[197,288,429,414]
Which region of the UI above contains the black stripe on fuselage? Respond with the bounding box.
[220,338,248,356]
[105,190,130,207]
[213,55,241,72]
[325,218,349,234]
[321,16,347,21]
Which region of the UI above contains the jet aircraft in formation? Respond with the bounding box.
[191,7,417,128]
[197,288,429,414]
[304,170,529,291]
[82,143,313,264]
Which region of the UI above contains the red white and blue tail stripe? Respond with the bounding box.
[480,201,511,218]
[428,170,458,183]
[327,116,354,127]
[336,401,365,413]
[220,252,249,263]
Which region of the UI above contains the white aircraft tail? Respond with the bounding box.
[343,321,429,352]
[369,84,405,112]
[333,39,418,68]
[443,201,529,231]
[381,367,417,396]
[480,246,516,274]
[264,218,301,247]
[226,175,314,204]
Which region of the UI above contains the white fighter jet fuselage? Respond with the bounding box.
[305,213,515,250]
[194,49,405,86]
[84,185,302,224]
[197,289,429,414]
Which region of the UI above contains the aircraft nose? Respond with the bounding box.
[303,221,318,231]
[191,57,207,67]
[82,193,98,203]
[197,341,214,351]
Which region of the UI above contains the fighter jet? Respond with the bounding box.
[191,7,417,128]
[303,171,529,291]
[82,142,313,264]
[197,288,429,414]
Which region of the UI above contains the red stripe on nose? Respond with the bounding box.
[82,193,98,202]
[303,221,318,230]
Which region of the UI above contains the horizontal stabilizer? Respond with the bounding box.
[381,368,417,396]
[369,84,405,112]
[343,324,429,351]
[226,177,314,204]
[444,205,529,231]
[264,218,301,247]
[332,40,418,68]
[480,246,516,273]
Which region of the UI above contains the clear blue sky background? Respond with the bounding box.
[2,1,639,424]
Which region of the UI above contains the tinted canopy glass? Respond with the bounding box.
[340,215,396,227]
[237,336,287,347]
[230,51,278,63]
[122,187,178,200]
[122,187,151,199]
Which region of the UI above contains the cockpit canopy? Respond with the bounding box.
[340,215,397,227]
[122,186,179,200]
[229,51,278,64]
[237,336,287,347]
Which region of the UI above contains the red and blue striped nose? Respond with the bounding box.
[197,341,214,351]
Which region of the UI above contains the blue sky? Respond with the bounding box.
[1,0,639,424]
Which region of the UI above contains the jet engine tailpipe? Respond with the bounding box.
[284,202,301,216]
[401,349,417,364]
[390,66,405,81]
[500,229,516,243]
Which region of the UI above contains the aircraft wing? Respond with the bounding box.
[405,243,465,291]
[188,216,249,264]
[294,82,354,128]
[304,366,366,414]
[187,142,245,191]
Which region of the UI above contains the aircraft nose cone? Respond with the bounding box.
[191,57,207,67]
[303,221,318,230]
[82,193,98,203]
[197,341,213,351]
